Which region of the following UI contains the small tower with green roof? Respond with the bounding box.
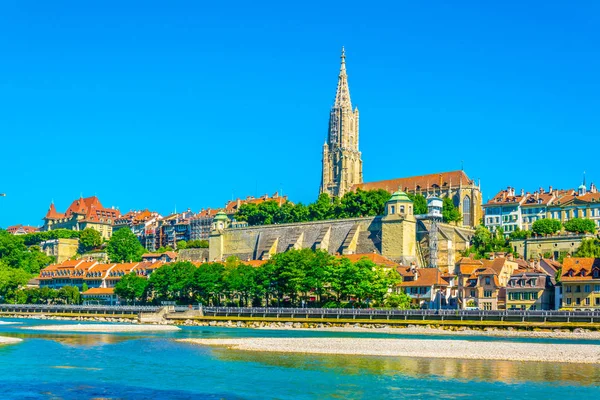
[209,210,230,261]
[381,190,417,264]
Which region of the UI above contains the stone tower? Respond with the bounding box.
[321,47,363,197]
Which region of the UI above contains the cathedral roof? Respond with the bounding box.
[354,170,474,193]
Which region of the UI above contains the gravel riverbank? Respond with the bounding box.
[179,337,600,364]
[22,324,180,333]
[0,336,22,345]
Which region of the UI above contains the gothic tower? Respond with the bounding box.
[321,47,363,197]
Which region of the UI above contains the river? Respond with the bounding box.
[0,318,599,399]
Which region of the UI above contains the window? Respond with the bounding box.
[594,285,600,293]
[390,206,395,214]
[400,206,405,213]
[532,292,539,300]
[576,298,581,305]
[585,285,591,293]
[566,298,572,305]
[484,290,493,298]
[576,285,581,293]
[523,292,530,300]
[485,277,491,285]
[483,303,492,311]
[470,290,476,297]
[595,298,600,306]
[585,298,590,306]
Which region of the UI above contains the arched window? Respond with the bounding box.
[462,195,471,226]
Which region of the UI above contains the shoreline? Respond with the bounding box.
[21,324,181,333]
[5,314,600,339]
[0,336,22,345]
[178,337,600,364]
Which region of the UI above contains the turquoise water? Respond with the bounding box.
[0,318,599,399]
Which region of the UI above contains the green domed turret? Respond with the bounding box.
[389,190,412,203]
[214,210,228,221]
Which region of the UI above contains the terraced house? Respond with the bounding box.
[505,270,554,310]
[455,256,524,310]
[396,266,455,309]
[483,181,600,234]
[561,257,600,310]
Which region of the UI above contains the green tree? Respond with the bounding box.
[407,193,428,215]
[308,193,333,221]
[442,197,462,224]
[532,219,562,236]
[79,228,103,253]
[384,292,413,309]
[106,228,145,262]
[176,240,187,249]
[186,240,209,248]
[194,263,225,305]
[57,286,81,305]
[0,264,32,302]
[156,246,174,253]
[509,227,532,240]
[224,263,256,306]
[0,230,53,273]
[114,272,149,304]
[564,218,597,234]
[574,239,600,257]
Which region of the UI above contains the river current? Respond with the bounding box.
[0,318,599,399]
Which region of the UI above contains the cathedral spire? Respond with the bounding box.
[334,47,351,108]
[321,48,362,197]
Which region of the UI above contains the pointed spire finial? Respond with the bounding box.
[334,47,351,107]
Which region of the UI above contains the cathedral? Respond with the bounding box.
[320,47,363,197]
[320,49,482,227]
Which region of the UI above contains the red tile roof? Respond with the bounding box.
[353,170,474,193]
[44,196,120,223]
[6,225,39,234]
[561,258,600,281]
[342,253,400,268]
[82,288,115,295]
[225,192,288,214]
[397,267,450,287]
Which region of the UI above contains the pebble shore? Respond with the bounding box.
[179,337,600,364]
[0,336,22,345]
[5,314,600,339]
[21,324,180,333]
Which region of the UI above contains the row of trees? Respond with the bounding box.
[114,249,411,308]
[0,230,55,274]
[235,190,463,226]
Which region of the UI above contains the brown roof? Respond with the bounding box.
[224,192,288,214]
[354,170,474,193]
[397,268,450,287]
[561,258,600,281]
[244,260,268,267]
[342,253,400,268]
[45,196,120,223]
[82,288,115,295]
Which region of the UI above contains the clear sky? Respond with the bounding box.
[1,1,599,228]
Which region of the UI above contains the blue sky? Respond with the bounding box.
[1,1,599,228]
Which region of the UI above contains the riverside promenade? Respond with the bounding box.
[4,304,600,330]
